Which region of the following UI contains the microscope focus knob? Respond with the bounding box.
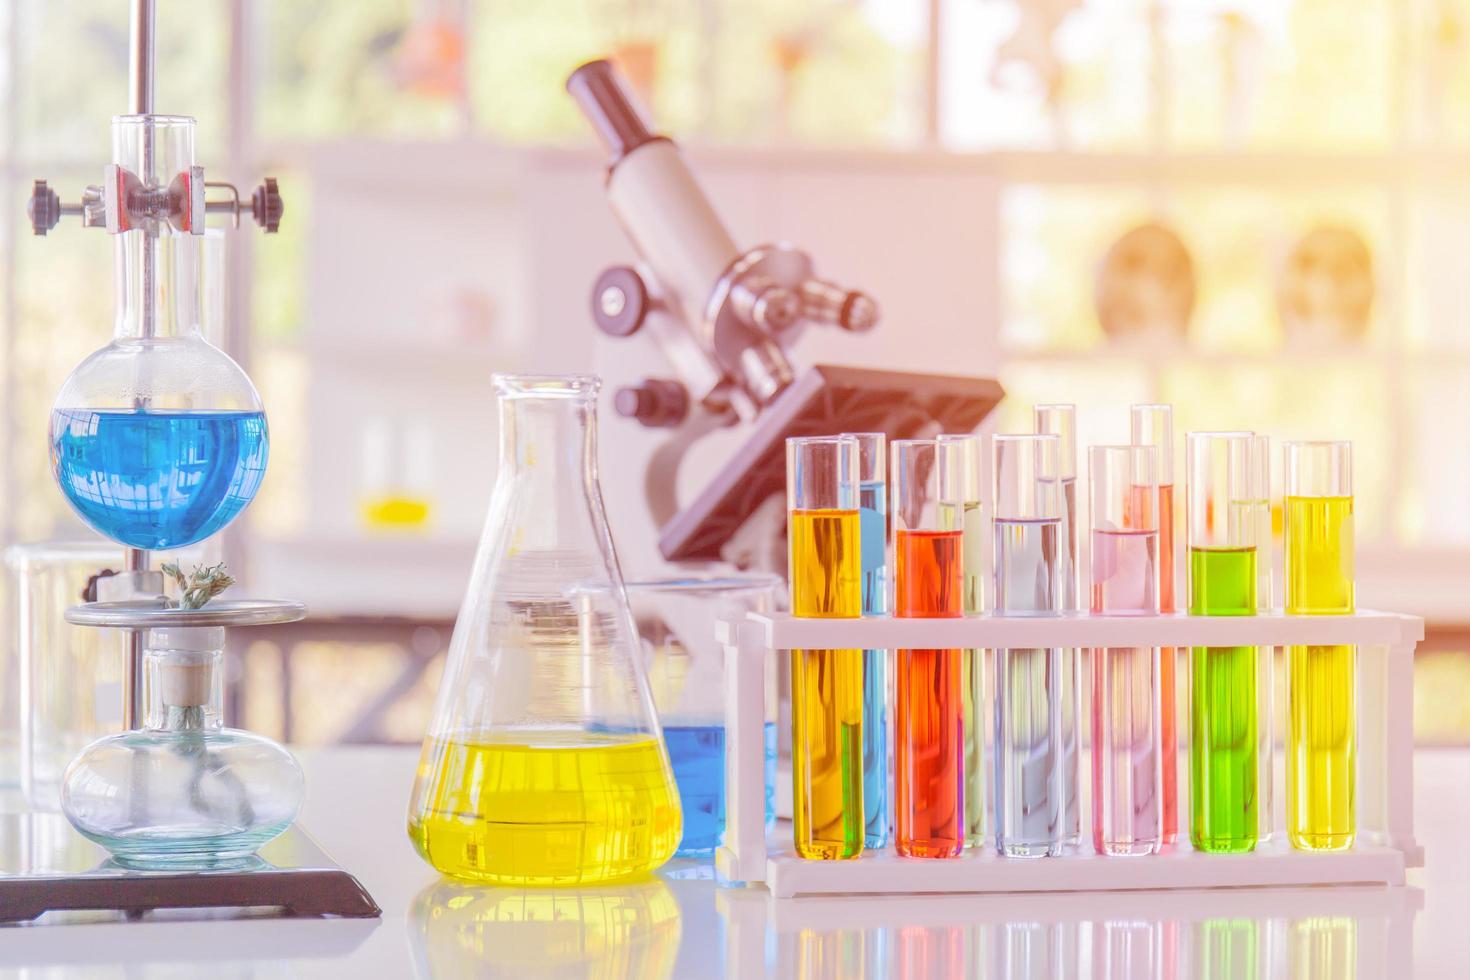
[798,279,880,333]
[592,266,649,337]
[614,379,689,428]
[841,291,880,332]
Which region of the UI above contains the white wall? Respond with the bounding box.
[264,142,1001,614]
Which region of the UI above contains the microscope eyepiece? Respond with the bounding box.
[567,59,658,162]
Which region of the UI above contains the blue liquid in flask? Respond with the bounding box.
[51,408,269,550]
[663,722,776,857]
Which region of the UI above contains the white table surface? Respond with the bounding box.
[1,746,1465,979]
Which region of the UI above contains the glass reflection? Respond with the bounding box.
[1194,918,1259,980]
[897,924,965,979]
[1094,919,1159,980]
[408,876,682,980]
[794,924,871,980]
[998,921,1084,979]
[738,889,1402,980]
[1290,916,1357,980]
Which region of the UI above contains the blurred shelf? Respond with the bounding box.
[249,140,1470,187]
[1360,549,1470,628]
[996,346,1446,366]
[741,609,1422,651]
[296,339,507,379]
[265,139,528,195]
[249,534,477,620]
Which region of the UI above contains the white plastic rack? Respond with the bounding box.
[715,610,1423,899]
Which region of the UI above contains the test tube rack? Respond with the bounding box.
[716,610,1422,900]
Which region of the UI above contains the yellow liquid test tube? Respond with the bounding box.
[1284,441,1355,851]
[787,437,865,860]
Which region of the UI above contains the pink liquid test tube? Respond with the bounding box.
[1089,444,1163,856]
[1132,403,1177,844]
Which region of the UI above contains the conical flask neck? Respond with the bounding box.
[497,380,602,538]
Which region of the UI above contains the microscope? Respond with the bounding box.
[567,60,1003,573]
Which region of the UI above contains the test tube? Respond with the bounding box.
[1284,440,1355,852]
[1131,403,1179,844]
[841,431,891,850]
[992,433,1063,858]
[786,435,865,860]
[937,432,987,849]
[1249,433,1276,844]
[1033,405,1081,850]
[1089,444,1162,856]
[891,439,966,858]
[1186,432,1261,853]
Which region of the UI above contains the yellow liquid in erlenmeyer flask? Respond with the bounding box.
[408,730,681,885]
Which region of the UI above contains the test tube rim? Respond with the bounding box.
[1130,403,1175,476]
[492,373,601,399]
[1034,403,1078,479]
[1089,443,1159,532]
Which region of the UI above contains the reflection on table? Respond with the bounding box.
[718,884,1416,979]
[408,875,683,979]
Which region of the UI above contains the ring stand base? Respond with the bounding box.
[0,812,380,924]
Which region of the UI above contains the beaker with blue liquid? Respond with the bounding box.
[627,576,779,858]
[48,115,269,550]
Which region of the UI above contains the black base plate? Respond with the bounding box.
[0,813,380,924]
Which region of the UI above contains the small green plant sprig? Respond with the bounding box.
[161,561,236,610]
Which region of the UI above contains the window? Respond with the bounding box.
[2,0,1465,744]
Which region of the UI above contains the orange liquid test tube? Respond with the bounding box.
[892,439,966,858]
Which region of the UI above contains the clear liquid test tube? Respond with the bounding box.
[786,435,864,860]
[937,432,988,850]
[841,431,891,850]
[992,433,1064,858]
[1034,404,1081,849]
[1284,440,1355,852]
[1089,444,1162,856]
[1249,433,1276,844]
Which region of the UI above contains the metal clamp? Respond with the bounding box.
[27,173,284,235]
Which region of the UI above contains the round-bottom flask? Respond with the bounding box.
[48,115,270,552]
[61,626,303,867]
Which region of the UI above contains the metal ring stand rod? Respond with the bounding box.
[0,0,380,928]
[122,0,156,732]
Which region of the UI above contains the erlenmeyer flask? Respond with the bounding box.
[408,374,681,885]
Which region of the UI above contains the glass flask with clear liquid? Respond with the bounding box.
[407,374,681,885]
[49,114,268,551]
[61,626,304,866]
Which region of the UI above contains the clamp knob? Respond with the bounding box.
[27,180,61,235]
[252,178,284,233]
[592,266,649,337]
[614,379,689,428]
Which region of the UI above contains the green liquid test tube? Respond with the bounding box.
[1187,432,1261,853]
